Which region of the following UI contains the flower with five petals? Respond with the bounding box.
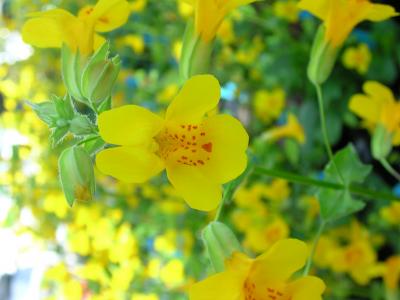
[96,75,249,211]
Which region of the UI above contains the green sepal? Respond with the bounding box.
[317,144,372,221]
[180,20,213,81]
[61,44,88,104]
[307,25,340,85]
[58,146,96,207]
[50,126,69,147]
[371,124,393,160]
[69,114,96,136]
[27,101,58,127]
[202,221,242,273]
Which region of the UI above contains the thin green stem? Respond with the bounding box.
[315,84,345,184]
[254,166,398,202]
[303,220,326,276]
[214,181,234,221]
[380,159,400,182]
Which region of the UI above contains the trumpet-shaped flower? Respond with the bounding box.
[298,0,398,47]
[189,239,325,300]
[96,75,248,211]
[185,0,257,42]
[349,81,400,145]
[263,113,306,144]
[22,0,130,55]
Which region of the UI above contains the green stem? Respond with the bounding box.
[315,84,345,184]
[214,181,234,221]
[303,220,326,276]
[254,166,398,202]
[380,159,400,182]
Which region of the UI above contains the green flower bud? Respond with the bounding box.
[81,42,121,105]
[180,21,213,81]
[372,124,393,160]
[202,221,241,273]
[307,25,340,85]
[58,146,96,207]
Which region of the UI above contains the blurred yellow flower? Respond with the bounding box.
[342,44,371,75]
[96,75,249,211]
[263,113,306,144]
[349,81,400,145]
[123,34,145,54]
[380,201,400,225]
[253,88,286,124]
[131,294,159,300]
[157,84,179,104]
[178,0,194,18]
[298,0,398,47]
[22,0,130,55]
[131,0,148,12]
[273,0,300,23]
[244,217,289,253]
[382,256,400,291]
[189,239,325,300]
[160,259,185,288]
[186,0,257,42]
[263,179,290,203]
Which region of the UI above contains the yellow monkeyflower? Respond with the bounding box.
[342,44,371,75]
[96,75,248,211]
[382,256,400,291]
[263,113,306,144]
[349,81,400,145]
[189,239,325,300]
[253,88,286,124]
[185,0,257,42]
[298,0,398,47]
[22,0,130,55]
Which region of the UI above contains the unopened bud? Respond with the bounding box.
[58,147,95,207]
[372,124,392,160]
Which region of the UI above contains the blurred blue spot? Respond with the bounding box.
[276,112,287,126]
[393,183,400,198]
[351,29,375,48]
[143,33,153,45]
[125,76,138,89]
[299,11,314,21]
[221,81,237,101]
[146,238,154,252]
[316,171,325,181]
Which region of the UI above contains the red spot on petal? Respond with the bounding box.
[202,143,212,152]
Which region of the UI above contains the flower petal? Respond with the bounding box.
[91,0,131,32]
[22,9,81,50]
[366,4,399,22]
[98,105,164,146]
[287,276,326,300]
[166,75,220,124]
[297,0,330,20]
[251,239,308,284]
[189,271,244,300]
[166,163,221,211]
[200,114,248,183]
[96,146,164,183]
[363,81,395,104]
[349,94,381,124]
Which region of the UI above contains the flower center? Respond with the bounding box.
[244,280,290,300]
[155,123,213,167]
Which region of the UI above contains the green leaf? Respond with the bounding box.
[69,115,96,136]
[27,101,58,127]
[52,94,75,120]
[50,126,69,147]
[317,144,372,221]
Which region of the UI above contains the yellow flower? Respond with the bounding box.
[186,0,257,42]
[349,81,400,145]
[131,294,159,300]
[123,34,145,54]
[253,88,286,124]
[160,259,185,288]
[342,43,371,75]
[244,218,289,253]
[189,239,325,300]
[273,0,300,23]
[263,179,290,203]
[298,0,398,47]
[22,0,130,55]
[96,75,249,211]
[263,113,306,144]
[380,202,400,225]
